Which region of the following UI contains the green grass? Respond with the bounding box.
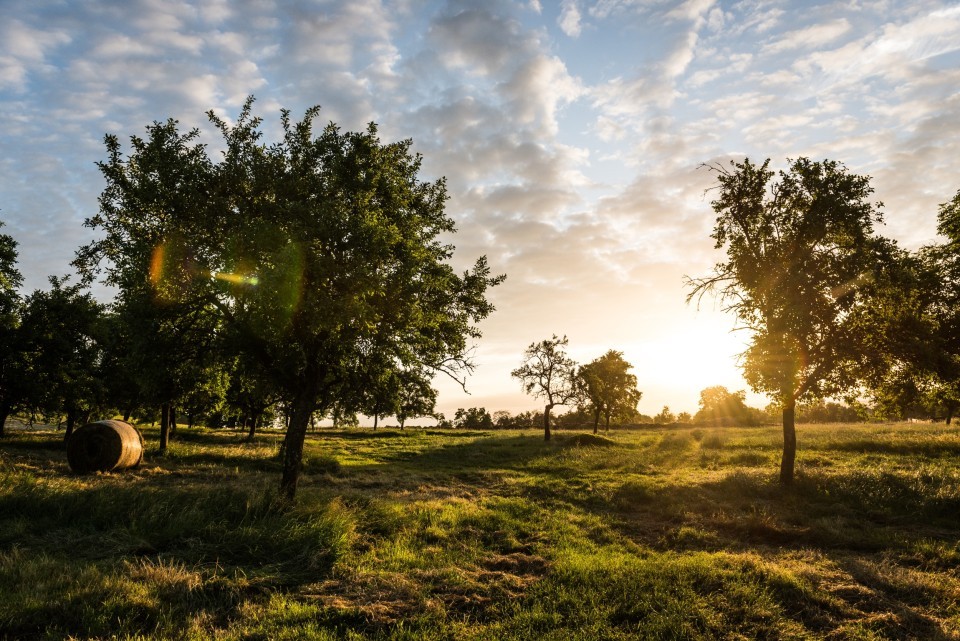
[2,423,959,639]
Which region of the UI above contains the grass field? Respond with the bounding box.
[2,422,959,640]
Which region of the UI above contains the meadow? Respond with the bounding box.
[1,421,959,640]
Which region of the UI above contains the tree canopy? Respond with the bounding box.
[80,97,503,499]
[512,334,578,441]
[688,157,904,484]
[577,350,642,434]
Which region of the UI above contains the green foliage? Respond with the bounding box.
[688,157,907,482]
[512,334,579,440]
[80,96,503,498]
[695,385,757,426]
[0,220,23,434]
[577,349,642,433]
[454,406,493,429]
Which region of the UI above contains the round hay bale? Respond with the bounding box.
[67,420,144,473]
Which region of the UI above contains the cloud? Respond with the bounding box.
[762,18,851,54]
[559,0,583,37]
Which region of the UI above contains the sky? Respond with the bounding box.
[1,0,959,419]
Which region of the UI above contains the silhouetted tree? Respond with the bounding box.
[512,335,578,441]
[688,157,903,484]
[578,350,642,433]
[0,220,23,437]
[694,386,755,426]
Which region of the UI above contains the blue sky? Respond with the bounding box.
[2,0,959,418]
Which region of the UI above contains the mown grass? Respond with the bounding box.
[1,422,959,639]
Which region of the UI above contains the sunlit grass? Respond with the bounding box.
[1,421,959,638]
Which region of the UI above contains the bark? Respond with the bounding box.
[592,407,601,435]
[169,406,177,437]
[780,398,797,485]
[247,414,257,440]
[399,418,405,430]
[159,402,170,454]
[604,412,611,432]
[279,393,315,502]
[64,409,77,442]
[0,403,9,438]
[122,406,132,422]
[373,414,378,431]
[543,404,553,442]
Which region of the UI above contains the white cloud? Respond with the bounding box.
[762,18,851,54]
[559,0,583,37]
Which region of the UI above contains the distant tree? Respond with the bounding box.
[394,368,437,429]
[688,158,904,484]
[694,386,755,426]
[79,98,503,500]
[454,407,493,429]
[653,406,676,424]
[0,220,23,437]
[512,335,578,441]
[577,350,642,434]
[676,411,692,423]
[492,410,513,429]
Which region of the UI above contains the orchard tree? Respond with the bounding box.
[394,368,437,429]
[868,189,960,423]
[578,349,642,434]
[512,334,578,441]
[18,277,106,439]
[81,97,503,500]
[0,220,23,436]
[688,157,903,484]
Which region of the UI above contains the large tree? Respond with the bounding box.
[868,189,960,423]
[688,157,902,484]
[81,98,502,499]
[577,350,642,434]
[512,334,579,441]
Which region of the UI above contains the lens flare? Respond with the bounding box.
[149,243,165,285]
[212,271,260,286]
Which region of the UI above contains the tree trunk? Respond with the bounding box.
[399,417,405,430]
[780,399,796,485]
[64,409,77,442]
[169,406,177,437]
[605,413,611,432]
[543,404,553,442]
[592,407,600,435]
[947,406,955,426]
[279,394,315,502]
[247,414,257,440]
[373,414,378,431]
[123,406,132,422]
[0,402,9,438]
[159,402,170,454]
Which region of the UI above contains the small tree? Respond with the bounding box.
[512,334,578,441]
[578,350,642,434]
[688,157,902,484]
